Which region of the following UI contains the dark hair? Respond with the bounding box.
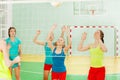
[8,27,16,37]
[99,30,104,43]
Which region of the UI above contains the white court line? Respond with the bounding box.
[20,70,43,74]
[107,75,120,76]
[20,70,120,76]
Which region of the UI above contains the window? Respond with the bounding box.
[73,0,104,15]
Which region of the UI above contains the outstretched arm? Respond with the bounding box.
[64,26,72,53]
[33,30,45,46]
[77,32,90,52]
[47,24,57,51]
[46,24,57,41]
[60,25,66,38]
[48,38,55,51]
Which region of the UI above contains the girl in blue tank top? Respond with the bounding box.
[52,47,66,72]
[48,26,71,80]
[33,24,66,80]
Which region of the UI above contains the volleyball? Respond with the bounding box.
[51,2,62,7]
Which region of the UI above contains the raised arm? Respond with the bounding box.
[77,32,90,52]
[48,33,55,51]
[64,26,72,53]
[60,25,66,38]
[33,30,45,46]
[46,24,57,41]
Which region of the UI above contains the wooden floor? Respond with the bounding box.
[21,54,120,75]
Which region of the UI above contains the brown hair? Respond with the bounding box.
[99,30,104,43]
[8,27,16,37]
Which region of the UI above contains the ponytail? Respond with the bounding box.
[100,30,104,43]
[101,37,104,43]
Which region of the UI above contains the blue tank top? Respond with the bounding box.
[44,42,53,64]
[52,48,66,72]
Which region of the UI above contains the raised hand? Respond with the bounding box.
[36,30,41,35]
[52,24,57,30]
[81,32,87,41]
[62,25,67,32]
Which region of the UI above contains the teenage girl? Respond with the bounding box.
[48,26,71,80]
[33,24,66,80]
[78,30,107,80]
[6,27,22,80]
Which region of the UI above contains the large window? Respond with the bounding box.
[0,0,12,39]
[73,0,104,15]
